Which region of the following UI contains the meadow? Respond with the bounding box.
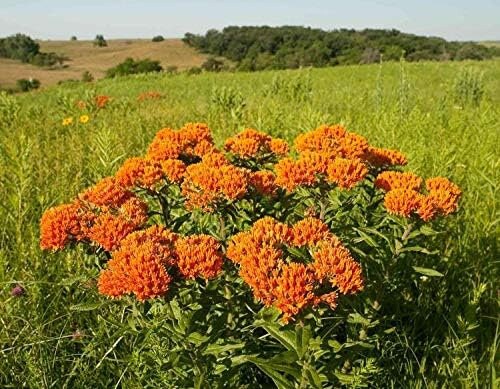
[0,59,499,387]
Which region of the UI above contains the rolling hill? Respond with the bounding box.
[0,38,208,88]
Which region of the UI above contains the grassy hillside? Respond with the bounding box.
[0,60,499,387]
[0,38,207,88]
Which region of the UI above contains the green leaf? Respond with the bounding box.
[295,324,312,359]
[69,302,102,311]
[327,339,344,352]
[401,246,438,255]
[353,227,379,248]
[254,320,297,352]
[186,332,209,346]
[203,342,245,356]
[413,266,444,277]
[304,364,325,388]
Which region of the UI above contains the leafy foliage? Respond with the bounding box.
[183,26,498,70]
[0,33,65,67]
[106,57,163,78]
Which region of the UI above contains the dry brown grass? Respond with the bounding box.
[0,38,207,88]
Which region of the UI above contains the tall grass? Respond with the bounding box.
[0,60,498,387]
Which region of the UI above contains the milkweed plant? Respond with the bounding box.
[40,122,461,388]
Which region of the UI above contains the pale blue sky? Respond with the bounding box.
[0,0,498,41]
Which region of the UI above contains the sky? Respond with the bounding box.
[0,0,498,41]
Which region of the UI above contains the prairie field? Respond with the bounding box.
[0,59,499,387]
[0,39,207,88]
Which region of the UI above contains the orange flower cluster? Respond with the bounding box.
[181,156,250,210]
[40,177,148,251]
[275,152,368,192]
[115,157,186,189]
[226,217,363,322]
[249,170,278,196]
[295,124,407,167]
[137,91,162,101]
[224,128,289,158]
[376,172,461,220]
[147,123,215,162]
[95,95,110,108]
[98,226,224,300]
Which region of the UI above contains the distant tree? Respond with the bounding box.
[185,66,202,75]
[81,71,94,82]
[360,47,381,64]
[70,36,77,41]
[455,43,491,61]
[105,57,162,77]
[93,34,107,47]
[201,56,224,72]
[16,78,40,92]
[152,35,164,42]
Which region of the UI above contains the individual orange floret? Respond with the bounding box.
[312,238,364,294]
[79,177,132,207]
[294,124,347,153]
[271,263,317,323]
[200,152,230,167]
[115,157,164,189]
[363,146,408,167]
[175,235,223,279]
[87,213,137,251]
[159,159,186,183]
[249,170,278,196]
[291,217,331,246]
[375,171,423,192]
[327,157,368,189]
[180,122,213,145]
[40,203,82,250]
[383,188,422,217]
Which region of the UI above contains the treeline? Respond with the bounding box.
[0,34,65,67]
[183,26,499,71]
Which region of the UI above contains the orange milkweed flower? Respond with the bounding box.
[86,213,137,251]
[40,203,81,250]
[95,95,110,108]
[119,197,149,226]
[428,189,461,216]
[375,171,423,192]
[383,188,422,217]
[312,238,364,294]
[326,157,368,189]
[417,195,438,222]
[181,161,249,210]
[363,146,408,167]
[336,132,369,159]
[225,128,289,158]
[291,217,331,247]
[249,170,278,196]
[137,91,162,101]
[175,235,223,279]
[294,124,347,153]
[79,177,132,208]
[159,159,186,183]
[115,157,164,189]
[271,263,317,323]
[97,226,178,300]
[426,177,461,197]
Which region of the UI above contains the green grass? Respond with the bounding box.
[1,59,499,387]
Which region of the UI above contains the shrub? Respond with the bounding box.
[16,78,40,92]
[81,71,94,82]
[41,122,462,387]
[70,36,77,41]
[185,66,202,75]
[152,35,164,42]
[0,33,64,67]
[105,57,163,78]
[201,56,224,72]
[93,34,107,47]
